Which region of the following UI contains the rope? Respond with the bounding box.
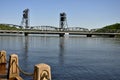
[9,60,51,80]
[10,60,34,76]
[16,64,34,76]
[6,59,9,63]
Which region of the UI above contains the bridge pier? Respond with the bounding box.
[87,34,92,37]
[24,33,28,36]
[59,33,65,37]
[109,35,115,38]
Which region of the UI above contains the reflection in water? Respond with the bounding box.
[24,36,29,55]
[20,36,29,75]
[59,37,65,65]
[22,36,29,62]
[21,36,29,65]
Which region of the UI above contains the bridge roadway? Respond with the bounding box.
[0,30,120,37]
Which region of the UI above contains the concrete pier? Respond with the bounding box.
[24,33,28,36]
[109,35,115,37]
[59,33,65,37]
[87,34,92,37]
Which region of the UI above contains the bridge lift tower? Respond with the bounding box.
[59,12,68,31]
[21,9,30,29]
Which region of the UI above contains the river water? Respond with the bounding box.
[0,35,120,80]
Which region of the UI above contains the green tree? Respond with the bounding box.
[96,23,120,33]
[0,24,19,30]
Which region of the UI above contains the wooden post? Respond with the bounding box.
[33,63,51,80]
[0,63,6,75]
[0,50,7,79]
[7,54,23,80]
[0,50,7,64]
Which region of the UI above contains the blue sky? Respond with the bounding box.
[0,0,120,29]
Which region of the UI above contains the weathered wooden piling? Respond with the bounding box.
[33,63,51,80]
[0,50,7,64]
[0,50,52,80]
[7,54,23,80]
[0,63,6,75]
[0,50,7,80]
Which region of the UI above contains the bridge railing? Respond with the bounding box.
[0,50,52,80]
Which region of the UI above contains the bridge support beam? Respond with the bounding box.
[59,33,65,37]
[87,34,92,37]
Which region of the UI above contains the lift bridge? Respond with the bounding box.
[0,23,119,37]
[1,22,120,37]
[0,23,88,32]
[0,9,119,37]
[0,9,98,37]
[30,12,88,31]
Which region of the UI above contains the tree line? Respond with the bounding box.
[0,24,19,30]
[96,23,120,33]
